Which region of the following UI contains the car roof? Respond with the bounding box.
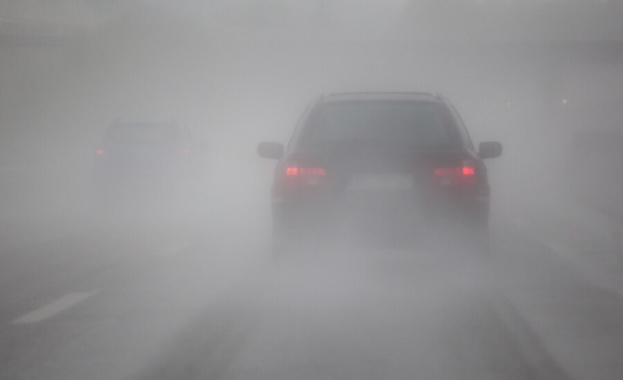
[319,92,446,104]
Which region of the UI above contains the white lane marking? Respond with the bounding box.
[154,242,192,257]
[12,291,98,325]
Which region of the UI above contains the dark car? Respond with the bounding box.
[258,92,502,255]
[93,120,199,203]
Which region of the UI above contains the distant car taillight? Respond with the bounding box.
[433,160,476,186]
[95,149,106,156]
[181,148,192,156]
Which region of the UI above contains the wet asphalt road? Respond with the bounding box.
[3,205,623,380]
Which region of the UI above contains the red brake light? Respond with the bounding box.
[462,166,475,176]
[285,167,326,176]
[434,161,476,186]
[282,165,327,188]
[95,149,106,156]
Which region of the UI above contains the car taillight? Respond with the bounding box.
[95,149,106,156]
[433,160,476,186]
[285,167,326,176]
[282,164,327,187]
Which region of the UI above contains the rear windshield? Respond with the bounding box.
[302,101,454,149]
[107,123,181,144]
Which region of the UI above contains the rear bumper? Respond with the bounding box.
[272,190,489,238]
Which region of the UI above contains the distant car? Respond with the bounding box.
[93,120,199,202]
[258,92,502,254]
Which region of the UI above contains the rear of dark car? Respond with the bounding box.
[259,93,501,254]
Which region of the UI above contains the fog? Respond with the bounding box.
[1,2,623,379]
[3,7,618,240]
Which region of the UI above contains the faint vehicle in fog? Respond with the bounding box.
[93,119,200,204]
[258,92,502,255]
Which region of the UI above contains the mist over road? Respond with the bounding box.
[2,194,623,379]
[2,8,623,380]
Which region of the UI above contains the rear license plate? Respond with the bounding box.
[348,173,413,190]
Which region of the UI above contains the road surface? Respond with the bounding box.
[2,198,623,380]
